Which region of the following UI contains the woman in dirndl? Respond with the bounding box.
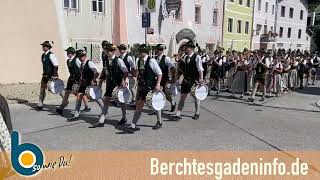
[231,53,248,98]
[270,57,283,96]
[281,57,291,93]
[288,57,299,90]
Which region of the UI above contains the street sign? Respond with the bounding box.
[142,12,151,28]
[147,0,156,12]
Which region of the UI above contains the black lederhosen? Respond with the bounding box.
[210,68,221,80]
[78,80,91,94]
[181,79,196,94]
[202,62,208,78]
[41,75,52,85]
[136,83,151,101]
[104,78,122,97]
[254,73,267,85]
[66,76,80,91]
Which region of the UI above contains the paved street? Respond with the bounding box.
[9,85,320,151]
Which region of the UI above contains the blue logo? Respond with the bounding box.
[11,131,44,176]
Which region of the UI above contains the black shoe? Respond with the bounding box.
[124,126,140,133]
[82,106,91,112]
[170,104,176,112]
[67,116,79,121]
[247,97,254,102]
[148,110,156,115]
[312,83,315,85]
[89,122,104,128]
[172,115,182,120]
[36,106,43,111]
[259,98,265,102]
[117,118,127,125]
[56,108,64,115]
[192,114,200,120]
[152,122,162,130]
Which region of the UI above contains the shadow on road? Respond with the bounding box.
[294,86,320,96]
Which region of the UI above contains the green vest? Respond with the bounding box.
[107,57,123,85]
[41,51,54,77]
[183,53,198,82]
[158,55,169,84]
[67,57,81,81]
[138,57,157,87]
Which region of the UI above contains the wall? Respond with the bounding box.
[125,0,224,55]
[223,0,254,51]
[0,0,66,84]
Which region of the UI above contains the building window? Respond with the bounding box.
[289,8,294,18]
[213,9,218,25]
[245,21,249,34]
[265,2,268,13]
[228,18,233,33]
[272,5,275,15]
[195,6,201,24]
[300,10,304,20]
[92,0,104,13]
[281,6,285,17]
[246,0,250,7]
[256,24,262,35]
[175,2,183,20]
[64,0,78,9]
[239,0,243,5]
[298,29,302,39]
[287,27,291,38]
[258,0,261,11]
[279,27,283,38]
[264,25,267,34]
[237,20,242,33]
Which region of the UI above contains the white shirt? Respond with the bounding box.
[143,55,162,75]
[121,52,136,69]
[186,52,204,72]
[157,53,175,69]
[215,57,223,66]
[108,55,129,73]
[67,55,81,68]
[201,54,210,63]
[274,62,283,69]
[44,50,58,66]
[82,59,99,74]
[262,57,271,67]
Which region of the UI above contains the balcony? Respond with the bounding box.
[260,31,278,43]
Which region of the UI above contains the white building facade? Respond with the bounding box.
[123,0,223,56]
[252,0,310,50]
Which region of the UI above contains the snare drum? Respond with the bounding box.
[85,86,102,100]
[47,79,65,94]
[112,87,132,103]
[191,84,208,101]
[71,83,80,94]
[146,91,166,111]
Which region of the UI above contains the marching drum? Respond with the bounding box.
[191,84,208,101]
[71,83,80,94]
[146,91,166,111]
[47,79,65,94]
[85,86,102,100]
[112,87,132,103]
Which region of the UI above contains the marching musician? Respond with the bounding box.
[68,50,100,121]
[153,44,176,113]
[248,50,270,102]
[125,44,163,133]
[37,41,61,110]
[118,44,137,105]
[173,41,204,120]
[90,44,129,128]
[208,49,223,95]
[56,47,91,115]
[311,52,319,85]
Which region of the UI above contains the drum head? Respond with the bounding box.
[117,88,131,103]
[88,86,102,100]
[195,85,208,101]
[50,80,64,94]
[152,91,166,111]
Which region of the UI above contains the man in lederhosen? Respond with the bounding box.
[90,44,129,128]
[37,41,62,110]
[68,50,100,121]
[56,47,91,115]
[173,41,204,120]
[248,50,270,102]
[311,52,319,85]
[118,44,137,105]
[124,44,163,133]
[208,49,223,95]
[151,44,176,113]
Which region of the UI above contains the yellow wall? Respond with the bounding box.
[0,0,67,84]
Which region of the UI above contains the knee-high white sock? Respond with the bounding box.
[38,90,46,107]
[99,106,109,123]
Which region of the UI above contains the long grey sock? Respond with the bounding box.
[194,97,200,115]
[96,98,104,109]
[132,110,142,125]
[74,100,82,117]
[59,91,65,99]
[156,110,162,124]
[38,90,46,107]
[120,103,126,119]
[177,98,186,111]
